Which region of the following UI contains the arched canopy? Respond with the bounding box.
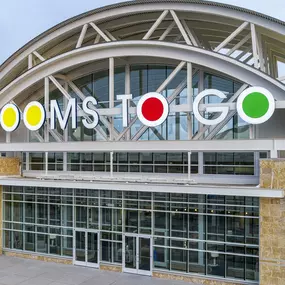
[1,41,285,108]
[1,0,285,93]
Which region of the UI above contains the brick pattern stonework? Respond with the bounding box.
[260,159,285,285]
[4,251,73,264]
[0,157,21,176]
[153,272,244,285]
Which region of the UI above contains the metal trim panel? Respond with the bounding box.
[0,139,277,152]
[0,177,283,198]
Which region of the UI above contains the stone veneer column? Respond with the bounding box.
[259,159,285,285]
[0,157,21,255]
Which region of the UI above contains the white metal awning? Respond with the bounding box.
[0,176,283,198]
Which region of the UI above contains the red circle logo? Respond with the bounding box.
[137,92,169,127]
[141,97,164,122]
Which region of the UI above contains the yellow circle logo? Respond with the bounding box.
[0,104,20,132]
[23,102,46,131]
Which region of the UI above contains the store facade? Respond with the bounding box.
[0,1,285,285]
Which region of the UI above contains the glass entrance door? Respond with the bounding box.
[74,229,99,268]
[123,234,152,276]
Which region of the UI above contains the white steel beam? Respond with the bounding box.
[28,54,33,69]
[170,10,192,45]
[181,20,199,47]
[226,33,251,56]
[94,33,101,44]
[104,30,117,41]
[143,10,169,40]
[76,23,89,48]
[159,21,176,41]
[250,23,259,68]
[89,22,111,42]
[256,31,265,72]
[214,22,249,53]
[236,46,252,61]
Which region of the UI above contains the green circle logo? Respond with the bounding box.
[237,87,275,124]
[242,92,269,119]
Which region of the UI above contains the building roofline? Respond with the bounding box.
[1,0,285,72]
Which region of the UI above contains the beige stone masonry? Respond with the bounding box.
[260,159,285,285]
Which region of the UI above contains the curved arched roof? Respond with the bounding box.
[1,0,285,98]
[2,0,285,69]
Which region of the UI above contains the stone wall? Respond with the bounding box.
[0,157,21,176]
[259,159,285,285]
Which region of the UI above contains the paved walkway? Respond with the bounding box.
[0,256,196,285]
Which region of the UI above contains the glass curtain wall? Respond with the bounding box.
[3,186,259,282]
[29,65,246,143]
[28,151,258,176]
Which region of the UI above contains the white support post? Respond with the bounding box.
[125,64,131,140]
[63,82,68,172]
[214,22,249,52]
[159,21,176,41]
[110,151,114,178]
[187,62,193,140]
[6,132,11,143]
[251,23,259,68]
[109,58,115,141]
[170,10,192,45]
[44,77,49,143]
[198,152,203,175]
[94,33,101,44]
[188,151,192,180]
[45,152,48,176]
[26,128,30,171]
[143,10,169,40]
[76,23,89,48]
[256,31,265,72]
[254,152,260,177]
[44,77,49,174]
[198,69,204,133]
[28,54,33,69]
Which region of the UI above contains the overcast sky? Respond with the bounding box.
[0,0,283,64]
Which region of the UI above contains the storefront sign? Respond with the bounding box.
[0,86,275,132]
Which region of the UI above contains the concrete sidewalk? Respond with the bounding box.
[0,256,196,285]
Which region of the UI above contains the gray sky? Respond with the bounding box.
[0,0,283,64]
